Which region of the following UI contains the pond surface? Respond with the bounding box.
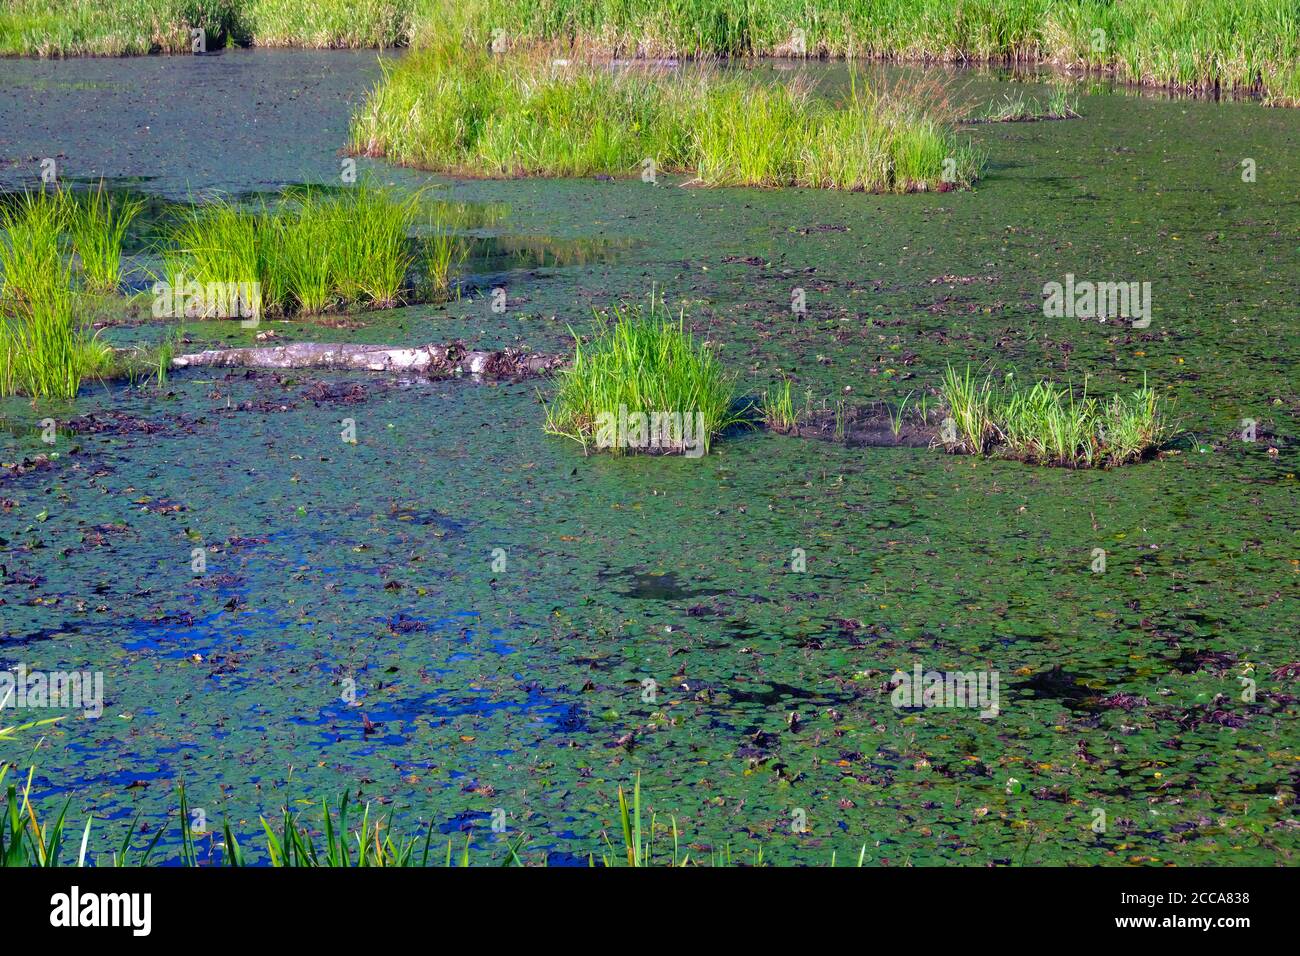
[1,51,1297,865]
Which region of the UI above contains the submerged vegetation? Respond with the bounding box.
[353,44,982,191]
[543,296,740,456]
[938,365,1172,467]
[974,86,1080,122]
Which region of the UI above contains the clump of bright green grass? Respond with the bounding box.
[163,184,423,317]
[421,224,468,301]
[760,377,798,433]
[265,193,337,314]
[0,190,65,309]
[352,47,983,191]
[164,198,261,318]
[0,191,87,400]
[334,185,420,307]
[543,295,740,455]
[939,366,1170,467]
[66,182,143,294]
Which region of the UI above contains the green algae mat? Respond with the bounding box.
[1,54,1297,866]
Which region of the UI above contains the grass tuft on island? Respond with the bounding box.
[543,296,741,456]
[970,86,1080,123]
[351,44,982,191]
[163,184,423,317]
[939,365,1172,468]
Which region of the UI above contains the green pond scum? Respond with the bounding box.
[0,22,1297,880]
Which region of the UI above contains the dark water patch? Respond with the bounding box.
[602,569,726,601]
[0,50,392,196]
[1011,665,1107,712]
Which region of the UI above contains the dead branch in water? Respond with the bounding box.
[171,341,566,378]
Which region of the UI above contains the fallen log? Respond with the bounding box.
[171,341,566,378]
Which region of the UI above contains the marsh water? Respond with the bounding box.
[1,50,1297,865]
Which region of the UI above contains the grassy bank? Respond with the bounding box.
[351,44,982,190]
[469,0,1300,101]
[6,2,1294,104]
[0,0,410,55]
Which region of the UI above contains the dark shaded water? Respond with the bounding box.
[1,51,1297,865]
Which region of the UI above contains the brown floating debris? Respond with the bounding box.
[171,341,566,378]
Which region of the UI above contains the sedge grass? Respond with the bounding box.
[459,0,1300,100]
[163,198,262,317]
[334,184,420,307]
[4,1,1299,103]
[421,225,468,301]
[0,189,130,399]
[760,377,798,432]
[66,181,143,294]
[265,191,338,314]
[0,0,400,56]
[0,189,65,309]
[244,0,412,48]
[163,184,424,317]
[351,47,983,192]
[0,197,80,400]
[543,295,741,455]
[939,365,1171,467]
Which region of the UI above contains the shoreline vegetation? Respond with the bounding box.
[0,183,468,399]
[0,756,840,866]
[350,43,984,191]
[1,1,1297,105]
